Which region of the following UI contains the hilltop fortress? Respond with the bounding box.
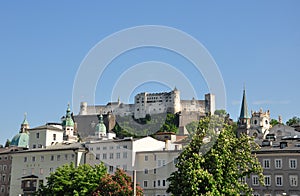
[79,88,215,119]
[74,88,215,138]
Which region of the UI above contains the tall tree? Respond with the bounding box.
[167,117,263,195]
[37,162,107,196]
[4,139,10,147]
[286,116,300,126]
[92,168,143,196]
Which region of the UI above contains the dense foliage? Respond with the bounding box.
[158,113,179,133]
[286,116,300,126]
[92,168,143,196]
[167,117,264,195]
[36,163,107,196]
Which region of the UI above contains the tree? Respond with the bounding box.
[270,119,280,126]
[214,109,227,117]
[92,168,143,196]
[37,162,107,195]
[286,116,300,126]
[158,113,179,133]
[167,117,263,195]
[4,139,10,147]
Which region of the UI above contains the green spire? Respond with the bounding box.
[95,114,106,135]
[64,104,74,127]
[22,112,29,125]
[239,88,250,119]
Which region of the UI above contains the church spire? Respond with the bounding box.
[239,87,250,119]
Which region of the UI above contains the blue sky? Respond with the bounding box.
[0,1,299,145]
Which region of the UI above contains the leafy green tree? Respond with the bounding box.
[92,168,143,196]
[185,121,199,135]
[214,109,227,117]
[167,117,263,195]
[270,119,280,126]
[286,116,300,126]
[158,113,179,133]
[37,162,107,196]
[4,139,10,147]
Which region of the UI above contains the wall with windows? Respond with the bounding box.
[135,150,181,196]
[9,144,86,196]
[248,150,300,196]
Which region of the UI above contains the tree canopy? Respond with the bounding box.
[92,168,143,196]
[167,117,263,195]
[37,163,107,196]
[286,116,300,126]
[158,113,179,133]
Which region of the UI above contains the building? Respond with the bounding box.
[85,136,169,174]
[8,105,87,196]
[75,89,215,138]
[237,88,300,196]
[236,88,271,140]
[135,149,181,196]
[9,143,87,196]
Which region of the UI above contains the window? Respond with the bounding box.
[116,153,120,159]
[38,144,42,148]
[143,181,148,188]
[153,181,156,187]
[65,154,68,160]
[122,164,127,171]
[71,154,75,159]
[103,146,107,150]
[275,175,283,186]
[109,153,114,159]
[57,155,60,161]
[96,154,100,160]
[275,159,282,169]
[109,166,113,172]
[158,180,161,186]
[50,168,54,172]
[154,168,156,174]
[109,146,113,150]
[40,168,44,175]
[145,155,148,161]
[264,175,271,186]
[40,156,44,162]
[252,175,259,186]
[0,165,2,171]
[163,180,166,186]
[24,157,27,162]
[239,176,246,184]
[253,192,260,196]
[2,174,6,182]
[33,144,36,148]
[123,145,128,149]
[53,134,56,141]
[32,156,36,162]
[51,155,54,161]
[117,145,120,149]
[290,175,298,187]
[36,132,40,139]
[3,165,6,171]
[144,169,148,174]
[263,159,270,169]
[123,152,127,158]
[290,159,297,169]
[96,147,100,150]
[103,153,107,159]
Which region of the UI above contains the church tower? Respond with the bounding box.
[237,88,250,136]
[95,114,107,138]
[62,104,77,142]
